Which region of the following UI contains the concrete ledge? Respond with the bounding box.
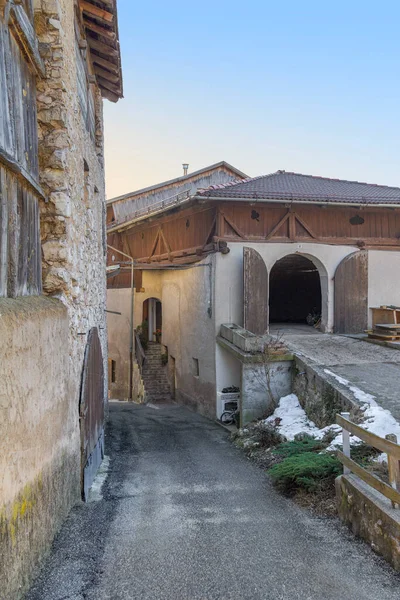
[336,474,400,571]
[217,336,293,364]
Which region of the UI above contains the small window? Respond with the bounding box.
[108,358,116,383]
[192,358,199,377]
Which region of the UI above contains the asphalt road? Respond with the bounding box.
[26,402,400,600]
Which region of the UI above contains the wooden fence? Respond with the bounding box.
[337,413,400,508]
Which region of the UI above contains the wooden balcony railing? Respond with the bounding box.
[337,412,400,508]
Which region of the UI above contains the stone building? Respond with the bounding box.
[0,1,122,597]
[107,169,400,420]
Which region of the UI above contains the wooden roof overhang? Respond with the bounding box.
[77,0,123,102]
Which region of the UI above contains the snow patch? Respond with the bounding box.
[264,389,400,455]
[264,394,340,442]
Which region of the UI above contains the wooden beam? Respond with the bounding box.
[265,211,290,240]
[83,17,116,39]
[289,211,296,240]
[135,242,219,264]
[221,211,246,239]
[337,415,400,459]
[337,451,400,506]
[148,229,161,261]
[93,65,119,84]
[294,212,319,239]
[90,52,119,74]
[87,35,119,57]
[80,1,114,22]
[159,228,172,260]
[202,214,217,248]
[97,75,121,95]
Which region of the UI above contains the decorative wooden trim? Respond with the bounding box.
[159,228,172,261]
[136,242,218,264]
[265,212,290,240]
[148,228,161,261]
[288,211,296,240]
[220,211,246,239]
[202,214,217,248]
[294,212,318,239]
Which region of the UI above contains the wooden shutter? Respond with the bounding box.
[334,251,368,334]
[243,247,269,335]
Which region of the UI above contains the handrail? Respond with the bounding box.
[135,330,146,373]
[109,188,192,231]
[337,412,400,508]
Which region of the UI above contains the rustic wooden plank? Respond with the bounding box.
[9,4,45,76]
[334,250,368,334]
[87,36,119,58]
[337,450,400,506]
[0,165,8,296]
[90,52,119,74]
[243,247,269,335]
[386,434,400,508]
[93,64,119,83]
[80,0,114,22]
[83,17,116,39]
[295,212,318,239]
[221,211,245,239]
[265,211,290,240]
[336,414,400,459]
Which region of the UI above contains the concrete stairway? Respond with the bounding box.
[142,343,172,403]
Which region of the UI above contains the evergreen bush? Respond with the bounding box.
[268,452,341,495]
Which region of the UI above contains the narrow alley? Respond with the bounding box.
[26,403,400,600]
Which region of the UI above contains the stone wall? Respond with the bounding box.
[0,2,110,597]
[336,474,400,571]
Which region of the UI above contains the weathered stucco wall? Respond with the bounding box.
[367,251,400,328]
[107,288,131,399]
[0,298,79,599]
[109,257,216,416]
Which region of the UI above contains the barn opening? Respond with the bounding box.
[269,254,322,326]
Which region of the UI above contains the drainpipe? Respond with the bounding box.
[107,244,135,401]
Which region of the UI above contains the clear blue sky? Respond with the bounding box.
[104,0,400,198]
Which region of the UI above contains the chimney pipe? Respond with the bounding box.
[182,163,189,176]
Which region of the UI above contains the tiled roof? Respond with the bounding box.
[196,171,400,205]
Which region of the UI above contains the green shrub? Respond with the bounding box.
[273,437,326,458]
[268,452,341,495]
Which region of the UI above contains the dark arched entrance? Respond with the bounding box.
[143,297,162,342]
[269,254,322,325]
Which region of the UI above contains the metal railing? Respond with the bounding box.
[337,412,400,508]
[111,188,192,229]
[135,330,146,373]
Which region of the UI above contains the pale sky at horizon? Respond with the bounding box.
[104,0,400,200]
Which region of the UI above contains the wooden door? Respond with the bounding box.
[334,251,368,334]
[79,328,105,501]
[243,247,269,334]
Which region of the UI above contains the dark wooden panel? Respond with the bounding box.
[243,247,269,335]
[334,251,368,334]
[79,327,105,500]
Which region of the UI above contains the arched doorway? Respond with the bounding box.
[269,254,327,329]
[143,297,162,342]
